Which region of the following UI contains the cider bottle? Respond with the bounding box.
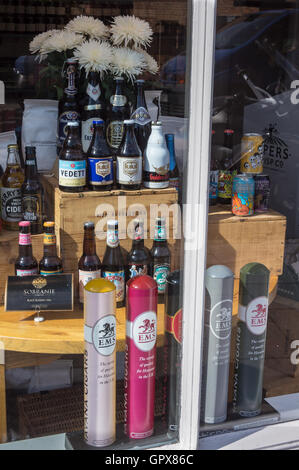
[1,144,24,231]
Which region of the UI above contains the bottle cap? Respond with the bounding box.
[115,76,124,81]
[44,221,55,228]
[93,119,104,126]
[67,121,79,127]
[156,216,166,225]
[84,221,95,230]
[19,221,30,227]
[7,144,18,150]
[124,120,134,125]
[152,121,162,126]
[136,79,145,84]
[165,133,174,141]
[107,219,118,229]
[25,146,36,157]
[66,58,78,64]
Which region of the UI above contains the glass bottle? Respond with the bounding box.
[127,218,152,279]
[165,133,180,190]
[150,217,171,299]
[78,221,102,303]
[218,129,235,205]
[1,144,24,231]
[39,222,63,275]
[15,221,38,276]
[144,121,170,189]
[106,77,130,153]
[116,119,142,190]
[81,71,106,154]
[21,146,43,234]
[87,119,114,191]
[101,219,125,308]
[131,79,152,155]
[59,121,86,193]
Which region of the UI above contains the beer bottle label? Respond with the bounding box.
[166,308,183,344]
[110,95,127,107]
[128,263,148,279]
[153,263,170,293]
[82,118,95,153]
[39,268,63,276]
[19,232,32,246]
[106,121,124,149]
[1,187,22,223]
[87,83,101,102]
[116,156,142,185]
[44,233,56,245]
[131,107,151,126]
[79,269,102,303]
[209,170,219,201]
[16,268,38,277]
[22,194,42,223]
[58,110,80,146]
[102,270,125,302]
[59,160,86,187]
[88,157,114,186]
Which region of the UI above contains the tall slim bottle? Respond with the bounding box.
[106,77,130,153]
[116,120,142,191]
[127,218,152,279]
[39,222,63,276]
[165,134,179,190]
[101,220,126,308]
[144,122,169,189]
[87,119,114,191]
[59,121,86,193]
[78,222,102,304]
[131,79,151,155]
[150,217,171,298]
[1,144,24,231]
[15,221,38,276]
[21,146,43,234]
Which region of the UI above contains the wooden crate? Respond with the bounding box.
[41,176,181,298]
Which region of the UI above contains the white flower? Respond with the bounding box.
[110,15,153,48]
[66,15,109,40]
[111,47,147,81]
[135,48,159,75]
[40,31,84,55]
[74,40,113,76]
[29,30,60,54]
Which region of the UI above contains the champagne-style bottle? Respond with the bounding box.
[106,77,130,153]
[131,79,151,155]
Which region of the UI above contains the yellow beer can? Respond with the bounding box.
[240,133,264,174]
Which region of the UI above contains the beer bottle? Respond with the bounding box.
[15,221,38,276]
[1,144,24,231]
[150,217,171,298]
[144,122,170,189]
[21,146,43,234]
[165,134,180,190]
[127,218,152,279]
[57,58,80,154]
[39,222,63,276]
[59,121,86,193]
[218,129,235,205]
[87,119,114,191]
[131,79,151,155]
[106,77,130,153]
[101,219,125,308]
[78,222,102,304]
[116,120,142,190]
[81,71,106,154]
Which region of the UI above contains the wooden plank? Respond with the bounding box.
[0,364,7,443]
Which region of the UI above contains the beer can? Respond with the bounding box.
[125,275,158,439]
[84,278,116,447]
[202,265,234,424]
[165,270,182,432]
[240,133,264,174]
[254,174,270,213]
[233,263,270,417]
[232,174,255,217]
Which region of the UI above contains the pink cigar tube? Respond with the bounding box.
[84,279,116,447]
[124,275,158,439]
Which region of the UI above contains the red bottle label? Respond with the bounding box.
[166,309,182,344]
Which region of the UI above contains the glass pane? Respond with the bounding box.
[201,0,299,438]
[0,0,190,450]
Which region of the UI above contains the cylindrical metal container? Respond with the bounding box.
[232,174,255,217]
[240,133,264,174]
[165,270,182,432]
[254,174,270,213]
[233,262,270,417]
[124,275,158,439]
[84,278,116,447]
[202,265,234,424]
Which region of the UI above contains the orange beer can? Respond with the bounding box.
[240,133,264,174]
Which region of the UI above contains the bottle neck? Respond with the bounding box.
[7,148,20,166]
[64,126,82,149]
[121,124,140,156]
[136,84,147,109]
[115,80,124,96]
[25,157,38,180]
[166,138,177,171]
[86,72,102,101]
[19,231,33,257]
[43,231,58,257]
[65,64,78,97]
[83,229,97,256]
[107,227,119,248]
[154,224,167,243]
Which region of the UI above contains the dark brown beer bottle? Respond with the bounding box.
[101,219,125,308]
[106,77,130,153]
[78,222,102,303]
[15,221,38,276]
[150,217,171,299]
[116,120,142,190]
[1,144,24,231]
[39,222,63,276]
[131,79,151,155]
[59,121,87,193]
[21,146,43,235]
[87,119,114,191]
[127,218,152,279]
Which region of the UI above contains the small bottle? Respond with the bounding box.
[218,129,235,205]
[101,219,125,308]
[59,121,86,193]
[81,71,106,154]
[15,221,38,276]
[39,222,63,275]
[116,119,142,190]
[78,222,102,304]
[150,217,171,298]
[87,119,114,191]
[1,144,24,231]
[165,133,180,190]
[144,122,170,189]
[106,77,130,153]
[21,146,43,234]
[131,79,151,155]
[127,218,152,279]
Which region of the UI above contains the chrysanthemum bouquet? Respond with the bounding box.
[29,15,159,100]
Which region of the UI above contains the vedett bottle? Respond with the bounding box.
[124,275,157,439]
[106,77,130,153]
[131,79,151,155]
[202,265,234,424]
[84,278,116,447]
[1,144,24,231]
[15,221,38,276]
[233,262,270,417]
[144,121,170,189]
[59,121,86,193]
